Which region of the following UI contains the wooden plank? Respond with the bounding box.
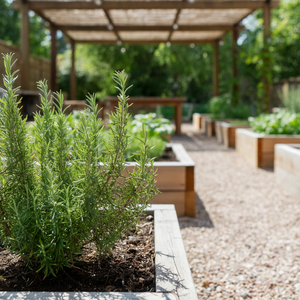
[275,144,300,200]
[0,292,176,299]
[70,39,76,100]
[155,209,198,300]
[236,129,259,167]
[213,40,219,97]
[215,121,223,144]
[57,24,244,32]
[205,119,215,137]
[261,136,300,153]
[262,0,271,112]
[185,166,195,217]
[51,24,57,92]
[174,103,182,135]
[152,192,185,217]
[13,1,280,10]
[193,113,201,130]
[20,0,30,90]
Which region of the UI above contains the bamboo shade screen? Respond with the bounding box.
[14,0,280,44]
[0,40,51,91]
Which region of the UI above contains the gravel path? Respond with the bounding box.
[171,123,300,300]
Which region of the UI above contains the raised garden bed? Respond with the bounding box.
[127,143,195,217]
[236,129,300,168]
[275,144,300,200]
[220,121,250,148]
[192,113,210,132]
[205,118,215,137]
[0,204,198,300]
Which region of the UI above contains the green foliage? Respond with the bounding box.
[249,110,300,135]
[208,94,251,120]
[0,53,158,277]
[125,113,172,161]
[281,87,300,114]
[0,0,50,58]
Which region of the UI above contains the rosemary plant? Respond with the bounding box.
[0,53,158,277]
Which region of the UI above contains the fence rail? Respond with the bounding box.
[0,39,51,91]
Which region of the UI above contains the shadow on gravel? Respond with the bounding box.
[171,133,233,152]
[179,193,214,229]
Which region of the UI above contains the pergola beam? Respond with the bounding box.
[75,39,215,45]
[13,0,280,10]
[57,25,243,32]
[20,0,30,90]
[213,40,219,97]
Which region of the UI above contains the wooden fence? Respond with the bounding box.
[0,39,51,91]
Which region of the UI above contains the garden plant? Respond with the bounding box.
[208,94,251,120]
[249,110,300,135]
[0,53,158,278]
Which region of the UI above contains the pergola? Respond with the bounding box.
[13,0,279,106]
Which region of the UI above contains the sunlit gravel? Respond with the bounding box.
[171,123,300,300]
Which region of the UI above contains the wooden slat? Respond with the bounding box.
[155,209,198,300]
[152,192,186,217]
[76,39,214,45]
[185,166,195,217]
[57,24,243,31]
[13,1,281,10]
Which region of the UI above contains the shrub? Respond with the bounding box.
[249,111,300,135]
[281,87,300,114]
[0,54,158,277]
[208,94,251,120]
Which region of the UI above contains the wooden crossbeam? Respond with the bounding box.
[13,0,280,10]
[75,39,215,45]
[58,25,243,32]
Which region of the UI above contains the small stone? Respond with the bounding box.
[216,286,222,292]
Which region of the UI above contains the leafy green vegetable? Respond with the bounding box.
[208,94,251,120]
[249,111,300,135]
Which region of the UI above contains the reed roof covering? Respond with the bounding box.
[14,0,280,44]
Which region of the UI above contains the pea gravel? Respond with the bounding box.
[171,123,300,300]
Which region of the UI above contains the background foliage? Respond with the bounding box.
[1,0,300,111]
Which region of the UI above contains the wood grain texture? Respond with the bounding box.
[152,192,185,217]
[155,208,198,300]
[275,144,300,201]
[205,119,215,137]
[185,166,195,217]
[236,129,300,168]
[221,122,251,148]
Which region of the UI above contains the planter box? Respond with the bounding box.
[0,204,198,300]
[127,143,195,217]
[215,120,224,144]
[275,144,300,200]
[204,118,215,137]
[192,113,210,132]
[236,129,300,168]
[220,121,251,148]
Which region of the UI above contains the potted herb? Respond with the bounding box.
[236,111,300,168]
[0,54,197,299]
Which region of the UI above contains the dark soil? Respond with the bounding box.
[157,147,178,162]
[0,216,155,292]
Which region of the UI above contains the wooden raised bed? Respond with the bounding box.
[192,113,210,132]
[220,121,251,148]
[236,129,300,168]
[126,143,195,217]
[275,144,300,200]
[0,204,198,300]
[205,118,215,137]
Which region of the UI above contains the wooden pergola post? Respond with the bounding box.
[232,24,239,106]
[213,40,219,97]
[20,0,30,90]
[263,0,271,112]
[50,24,57,92]
[70,39,77,100]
